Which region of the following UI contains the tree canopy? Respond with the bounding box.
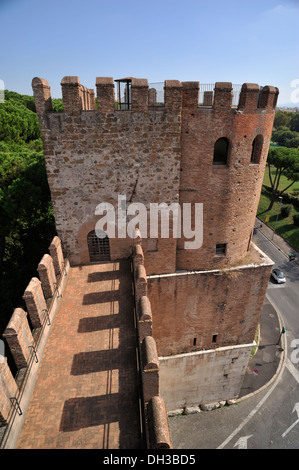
[267,146,299,209]
[0,91,56,334]
[272,110,299,148]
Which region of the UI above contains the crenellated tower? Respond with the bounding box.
[32,75,278,411]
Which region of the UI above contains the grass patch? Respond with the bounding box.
[257,191,299,251]
[263,167,299,193]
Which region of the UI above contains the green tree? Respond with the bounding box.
[267,147,299,210]
[274,111,292,129]
[0,91,56,333]
[0,100,40,143]
[290,113,299,132]
[272,128,299,148]
[4,90,36,112]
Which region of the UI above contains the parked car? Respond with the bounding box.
[271,268,286,284]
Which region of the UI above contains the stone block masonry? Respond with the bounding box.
[32,76,182,270]
[32,76,278,276]
[31,73,278,426]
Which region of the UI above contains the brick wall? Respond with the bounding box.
[177,81,277,270]
[147,244,273,357]
[32,76,278,277]
[32,77,181,271]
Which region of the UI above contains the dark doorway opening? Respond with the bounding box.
[87,230,110,262]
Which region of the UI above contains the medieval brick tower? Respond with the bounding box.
[32,76,278,411]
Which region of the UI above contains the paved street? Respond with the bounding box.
[169,227,299,449]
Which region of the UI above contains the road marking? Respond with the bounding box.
[233,435,253,449]
[286,358,299,384]
[282,403,299,438]
[267,284,286,289]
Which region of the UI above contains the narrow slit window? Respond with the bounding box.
[213,137,229,165]
[212,334,218,343]
[251,134,263,164]
[215,243,227,255]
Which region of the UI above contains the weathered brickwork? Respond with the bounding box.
[31,75,278,411]
[32,76,181,271]
[147,245,273,357]
[3,308,34,369]
[32,76,277,275]
[37,254,57,299]
[49,236,64,277]
[177,81,277,270]
[23,277,47,329]
[0,357,18,426]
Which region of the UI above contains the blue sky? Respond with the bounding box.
[0,0,298,105]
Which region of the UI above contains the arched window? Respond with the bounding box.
[213,137,230,165]
[87,230,110,262]
[251,135,263,164]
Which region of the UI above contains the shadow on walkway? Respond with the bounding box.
[16,260,143,449]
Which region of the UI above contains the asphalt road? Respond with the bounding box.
[169,230,299,449]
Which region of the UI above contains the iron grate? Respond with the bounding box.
[87,230,110,262]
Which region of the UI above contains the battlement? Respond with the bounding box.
[31,73,278,272]
[32,76,279,116]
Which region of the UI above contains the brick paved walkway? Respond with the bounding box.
[16,261,142,449]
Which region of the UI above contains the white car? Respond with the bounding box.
[271,268,286,284]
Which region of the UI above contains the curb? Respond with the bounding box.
[255,217,299,268]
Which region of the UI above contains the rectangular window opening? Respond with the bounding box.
[215,243,227,255]
[193,338,197,346]
[212,334,218,343]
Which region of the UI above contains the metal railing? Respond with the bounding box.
[148,82,164,106]
[198,83,243,107]
[148,82,244,108]
[0,265,66,449]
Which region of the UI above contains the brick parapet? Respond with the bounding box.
[23,277,47,329]
[141,336,159,402]
[0,357,19,426]
[131,78,149,111]
[135,264,147,302]
[61,76,95,114]
[258,85,279,110]
[131,237,171,449]
[96,77,115,113]
[213,82,233,108]
[164,80,182,112]
[182,81,199,109]
[133,243,144,271]
[37,254,57,299]
[3,308,34,369]
[48,235,64,277]
[138,296,153,341]
[147,396,172,449]
[31,77,52,115]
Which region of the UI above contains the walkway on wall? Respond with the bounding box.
[16,260,143,449]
